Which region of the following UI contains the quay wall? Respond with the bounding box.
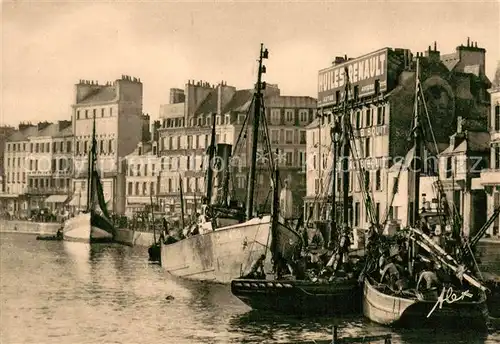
[0,220,60,234]
[0,220,155,247]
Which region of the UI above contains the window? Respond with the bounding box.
[374,79,380,95]
[299,110,308,123]
[109,108,113,116]
[314,179,319,194]
[108,139,113,153]
[100,140,104,154]
[495,146,500,170]
[135,182,139,195]
[313,155,317,170]
[216,115,221,125]
[225,114,230,124]
[495,105,500,131]
[364,171,370,190]
[101,108,105,117]
[150,182,155,195]
[375,202,381,223]
[354,202,360,227]
[285,130,293,144]
[93,109,96,118]
[353,85,359,100]
[271,109,281,124]
[187,156,191,170]
[84,141,88,154]
[77,110,80,120]
[128,182,133,195]
[365,109,372,127]
[375,170,381,191]
[67,141,71,153]
[299,130,306,144]
[377,106,385,125]
[446,156,453,178]
[52,142,57,153]
[85,110,89,118]
[336,91,341,104]
[298,151,306,168]
[144,164,148,176]
[187,135,192,149]
[143,182,147,195]
[168,179,172,192]
[286,152,293,166]
[356,111,361,129]
[271,130,279,144]
[177,137,181,149]
[238,114,246,124]
[76,141,80,155]
[365,138,371,157]
[285,109,294,123]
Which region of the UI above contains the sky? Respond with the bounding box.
[1,0,499,127]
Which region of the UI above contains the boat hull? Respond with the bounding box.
[363,278,489,329]
[231,278,361,315]
[63,213,113,244]
[160,215,300,284]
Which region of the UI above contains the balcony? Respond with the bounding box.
[26,187,69,196]
[480,169,500,186]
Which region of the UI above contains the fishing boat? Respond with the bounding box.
[231,65,363,315]
[160,44,302,283]
[63,114,115,243]
[361,57,489,329]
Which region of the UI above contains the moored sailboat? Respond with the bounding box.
[63,114,115,244]
[361,57,489,329]
[160,44,302,284]
[231,65,363,315]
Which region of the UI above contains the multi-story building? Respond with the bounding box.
[124,134,161,216]
[309,40,491,239]
[1,121,73,218]
[157,80,316,218]
[481,64,500,237]
[68,76,144,214]
[25,121,73,213]
[0,126,15,194]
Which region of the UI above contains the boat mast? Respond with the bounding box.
[330,118,341,246]
[205,113,217,204]
[149,193,156,244]
[410,58,422,228]
[245,43,268,220]
[179,174,186,228]
[341,68,351,230]
[87,114,97,212]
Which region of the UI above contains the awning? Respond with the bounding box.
[68,195,111,207]
[45,195,69,203]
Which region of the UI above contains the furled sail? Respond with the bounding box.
[90,170,114,235]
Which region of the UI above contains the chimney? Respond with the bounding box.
[457,116,463,134]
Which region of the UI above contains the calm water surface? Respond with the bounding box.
[1,233,499,344]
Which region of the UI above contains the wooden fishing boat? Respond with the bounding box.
[363,277,488,329]
[63,114,115,244]
[160,45,301,283]
[362,58,489,329]
[231,63,362,314]
[231,278,361,315]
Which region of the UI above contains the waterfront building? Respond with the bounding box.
[124,123,161,217]
[1,122,73,218]
[480,63,500,237]
[0,126,15,195]
[310,39,491,239]
[157,80,316,218]
[68,76,145,215]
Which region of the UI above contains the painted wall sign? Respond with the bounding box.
[353,125,388,138]
[318,48,389,107]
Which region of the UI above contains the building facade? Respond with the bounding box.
[0,126,15,195]
[68,76,144,215]
[124,141,161,216]
[481,75,500,237]
[1,122,73,218]
[309,40,491,237]
[157,80,316,218]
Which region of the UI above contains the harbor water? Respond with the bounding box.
[1,232,499,344]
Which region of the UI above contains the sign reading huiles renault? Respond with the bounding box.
[318,48,388,106]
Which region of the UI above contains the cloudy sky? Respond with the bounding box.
[2,1,499,126]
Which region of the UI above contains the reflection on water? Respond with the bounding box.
[0,233,499,344]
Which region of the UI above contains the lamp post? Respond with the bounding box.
[329,118,342,247]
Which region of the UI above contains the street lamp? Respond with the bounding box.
[329,118,342,247]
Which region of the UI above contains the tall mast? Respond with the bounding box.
[179,174,186,228]
[205,113,217,204]
[329,117,341,246]
[87,114,97,212]
[245,43,268,220]
[410,58,421,227]
[341,68,351,229]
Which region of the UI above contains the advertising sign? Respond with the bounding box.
[318,48,389,107]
